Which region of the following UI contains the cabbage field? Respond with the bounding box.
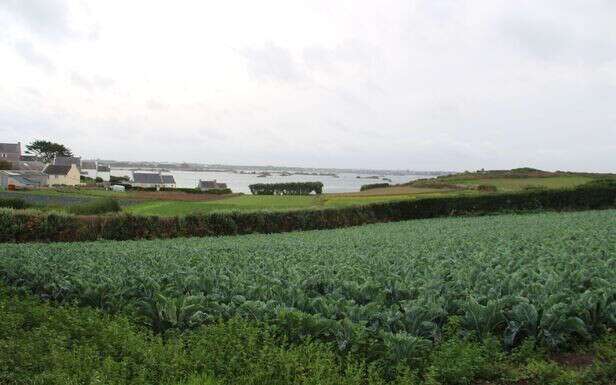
[1,209,615,361]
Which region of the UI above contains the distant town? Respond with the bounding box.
[0,140,456,191]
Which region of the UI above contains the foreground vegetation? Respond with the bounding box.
[1,210,615,383]
[2,286,615,385]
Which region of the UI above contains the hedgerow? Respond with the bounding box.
[249,182,323,195]
[1,185,615,242]
[115,185,233,194]
[360,183,390,191]
[0,197,30,210]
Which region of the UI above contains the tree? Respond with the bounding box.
[25,140,73,163]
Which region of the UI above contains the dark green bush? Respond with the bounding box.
[476,184,498,192]
[360,183,390,191]
[203,188,232,194]
[0,197,30,209]
[66,198,121,215]
[249,182,323,195]
[117,185,233,195]
[578,178,616,189]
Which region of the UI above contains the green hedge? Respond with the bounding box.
[116,185,232,195]
[2,185,616,243]
[66,198,121,215]
[249,182,323,195]
[477,184,498,192]
[0,197,30,210]
[360,183,390,191]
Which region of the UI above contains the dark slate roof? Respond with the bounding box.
[97,165,111,172]
[133,173,162,184]
[11,175,37,185]
[44,165,72,175]
[199,180,217,189]
[54,156,81,166]
[0,143,20,153]
[132,172,175,184]
[199,180,227,189]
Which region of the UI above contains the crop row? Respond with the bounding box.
[0,210,615,360]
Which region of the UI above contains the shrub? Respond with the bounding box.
[425,338,487,385]
[578,178,616,189]
[523,185,548,191]
[66,198,121,215]
[477,184,498,192]
[408,179,460,189]
[118,185,233,195]
[360,183,390,191]
[249,182,323,195]
[203,188,232,195]
[0,197,30,209]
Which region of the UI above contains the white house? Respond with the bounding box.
[43,164,81,186]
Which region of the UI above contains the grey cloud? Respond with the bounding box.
[71,72,93,91]
[70,72,114,92]
[500,10,616,64]
[1,2,616,172]
[21,87,42,98]
[240,42,304,82]
[303,39,379,73]
[303,46,335,72]
[501,16,572,61]
[14,40,55,74]
[0,0,70,41]
[147,100,167,111]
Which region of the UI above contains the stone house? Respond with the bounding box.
[44,164,81,186]
[0,142,21,165]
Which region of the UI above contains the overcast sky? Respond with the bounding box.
[1,1,615,171]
